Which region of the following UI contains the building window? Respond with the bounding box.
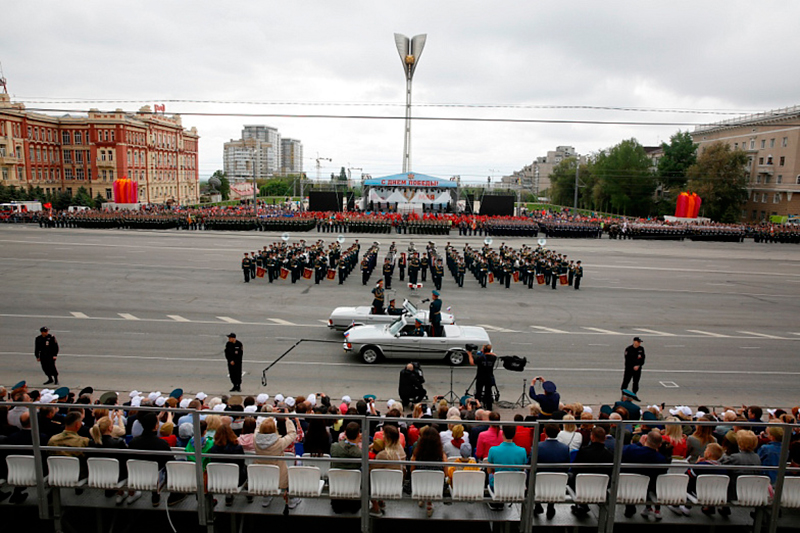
[108,150,113,161]
[764,175,771,184]
[777,175,783,184]
[773,193,781,203]
[750,139,755,149]
[63,150,72,163]
[67,187,72,196]
[780,156,785,166]
[75,132,82,145]
[758,157,764,165]
[36,148,41,162]
[65,169,73,180]
[761,193,767,203]
[62,131,70,144]
[752,192,758,202]
[770,138,775,148]
[796,175,800,185]
[76,169,84,180]
[105,188,112,199]
[760,139,766,149]
[75,151,83,164]
[783,137,789,147]
[88,169,92,180]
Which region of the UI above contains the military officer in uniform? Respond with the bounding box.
[371,279,385,315]
[383,258,394,290]
[402,318,426,337]
[387,299,404,316]
[35,326,59,385]
[574,261,583,290]
[225,333,244,392]
[242,253,252,283]
[420,254,429,282]
[621,337,645,395]
[408,254,420,286]
[398,253,406,281]
[429,290,443,337]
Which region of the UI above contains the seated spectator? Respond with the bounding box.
[254,417,298,509]
[686,416,716,463]
[621,430,670,520]
[48,411,90,477]
[487,425,527,493]
[512,414,533,451]
[238,417,257,453]
[207,425,245,506]
[745,406,765,434]
[758,426,784,485]
[445,443,478,487]
[557,415,582,452]
[369,425,406,516]
[686,442,725,516]
[159,422,177,447]
[536,424,570,518]
[661,417,688,459]
[720,430,761,516]
[176,423,193,448]
[476,412,503,460]
[411,426,447,518]
[468,409,490,451]
[577,411,594,448]
[442,423,468,458]
[38,405,64,439]
[89,416,131,503]
[570,426,613,516]
[330,422,363,514]
[128,412,173,507]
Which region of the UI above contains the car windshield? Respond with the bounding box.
[388,318,406,336]
[404,300,418,314]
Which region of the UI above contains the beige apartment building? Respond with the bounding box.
[0,94,200,205]
[691,105,800,222]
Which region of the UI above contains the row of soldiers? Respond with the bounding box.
[484,219,540,237]
[539,220,602,239]
[240,239,363,284]
[315,218,453,235]
[751,225,800,244]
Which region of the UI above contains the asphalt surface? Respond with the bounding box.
[1,225,799,411]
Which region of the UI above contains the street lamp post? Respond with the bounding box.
[394,33,427,174]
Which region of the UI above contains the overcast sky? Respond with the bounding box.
[2,1,798,183]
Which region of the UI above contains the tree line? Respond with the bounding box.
[547,133,748,222]
[0,183,105,210]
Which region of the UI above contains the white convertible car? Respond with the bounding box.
[343,316,491,365]
[327,299,454,331]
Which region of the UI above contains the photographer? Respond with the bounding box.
[468,344,497,411]
[398,363,426,410]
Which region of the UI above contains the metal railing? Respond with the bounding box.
[1,401,798,533]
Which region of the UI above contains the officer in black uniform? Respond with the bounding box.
[574,261,583,290]
[371,279,385,315]
[621,337,645,395]
[398,253,406,281]
[242,253,252,283]
[383,258,394,290]
[468,344,497,411]
[225,333,244,392]
[429,290,443,337]
[35,326,59,385]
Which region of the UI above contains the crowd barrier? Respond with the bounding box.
[1,402,799,533]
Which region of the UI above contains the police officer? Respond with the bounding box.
[225,333,244,392]
[468,344,497,411]
[621,337,645,395]
[429,290,443,337]
[35,326,59,385]
[242,253,252,283]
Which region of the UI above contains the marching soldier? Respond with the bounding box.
[383,258,394,290]
[250,252,257,279]
[574,261,583,290]
[242,253,252,283]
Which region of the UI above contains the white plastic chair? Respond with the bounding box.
[126,460,160,491]
[171,447,187,462]
[207,463,242,494]
[575,474,609,504]
[328,468,362,499]
[6,455,39,486]
[246,464,281,496]
[87,458,123,489]
[47,456,85,488]
[656,473,689,505]
[736,475,770,507]
[287,466,324,497]
[411,470,444,501]
[780,477,800,508]
[451,470,485,501]
[370,469,404,500]
[489,471,526,502]
[302,453,331,480]
[616,473,648,504]
[166,461,197,493]
[535,472,568,503]
[695,475,729,506]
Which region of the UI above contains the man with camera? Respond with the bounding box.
[468,344,497,411]
[398,362,426,409]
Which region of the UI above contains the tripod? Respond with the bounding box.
[443,365,459,405]
[512,378,531,408]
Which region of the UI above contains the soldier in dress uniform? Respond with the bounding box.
[429,290,443,337]
[242,253,252,283]
[383,258,394,290]
[432,259,444,290]
[420,254,429,282]
[249,252,257,279]
[225,333,244,392]
[398,252,406,281]
[387,299,404,316]
[574,261,583,290]
[568,260,575,286]
[371,279,385,315]
[408,253,420,286]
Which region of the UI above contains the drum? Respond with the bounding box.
[326,268,336,280]
[512,271,520,283]
[303,267,313,280]
[255,267,265,278]
[559,274,568,285]
[488,272,494,284]
[279,267,289,280]
[536,274,545,285]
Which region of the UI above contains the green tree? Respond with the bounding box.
[72,186,94,207]
[548,157,580,207]
[94,193,107,208]
[593,138,656,217]
[214,170,230,201]
[658,130,697,191]
[685,141,748,222]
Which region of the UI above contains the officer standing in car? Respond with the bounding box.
[429,290,443,337]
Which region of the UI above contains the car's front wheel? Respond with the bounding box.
[361,346,381,364]
[446,350,465,366]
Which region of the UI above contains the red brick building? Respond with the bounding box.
[0,94,199,204]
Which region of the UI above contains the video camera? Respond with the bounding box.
[465,343,479,352]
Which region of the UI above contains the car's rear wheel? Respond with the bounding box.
[446,350,465,366]
[361,346,381,364]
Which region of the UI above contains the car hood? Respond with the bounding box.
[345,324,390,342]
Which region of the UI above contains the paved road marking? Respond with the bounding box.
[318,320,330,324]
[268,318,296,326]
[687,329,730,338]
[167,315,191,322]
[218,316,242,324]
[0,312,327,328]
[737,331,786,340]
[118,313,139,320]
[530,326,570,334]
[477,324,519,333]
[588,343,610,346]
[70,311,89,319]
[740,346,761,350]
[664,345,685,348]
[582,327,627,335]
[660,381,680,388]
[634,328,675,337]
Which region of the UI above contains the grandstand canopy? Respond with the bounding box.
[364,172,457,189]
